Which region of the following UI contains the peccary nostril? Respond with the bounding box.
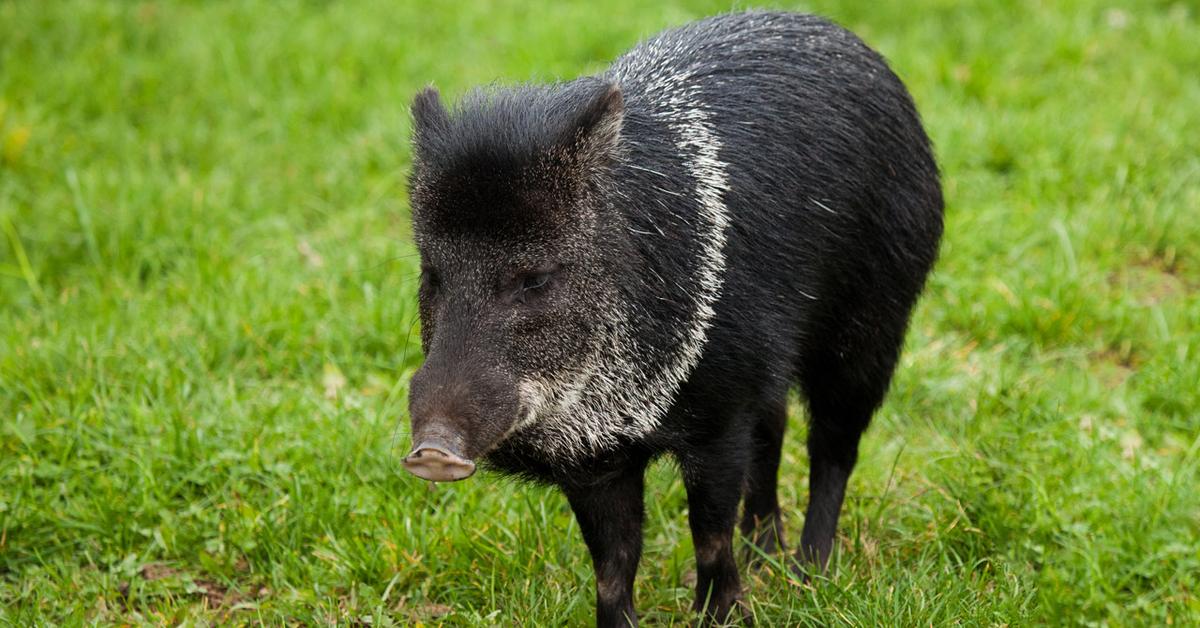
[403,441,477,482]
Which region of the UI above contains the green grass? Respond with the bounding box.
[2,0,1198,624]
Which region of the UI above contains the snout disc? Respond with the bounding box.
[403,446,477,482]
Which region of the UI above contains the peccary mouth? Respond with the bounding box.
[403,439,477,482]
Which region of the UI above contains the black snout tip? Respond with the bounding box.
[403,441,477,482]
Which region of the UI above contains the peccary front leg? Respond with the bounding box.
[739,399,788,561]
[564,462,648,628]
[681,437,750,625]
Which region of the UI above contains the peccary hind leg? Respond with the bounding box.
[796,415,863,570]
[797,311,907,573]
[565,461,649,628]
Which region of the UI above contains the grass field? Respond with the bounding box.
[2,0,1199,624]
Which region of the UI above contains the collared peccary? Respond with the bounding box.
[403,11,942,626]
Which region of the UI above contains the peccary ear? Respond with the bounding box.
[560,81,624,167]
[411,86,449,152]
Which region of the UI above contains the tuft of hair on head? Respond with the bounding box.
[407,78,626,231]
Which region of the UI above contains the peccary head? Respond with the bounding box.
[403,80,628,481]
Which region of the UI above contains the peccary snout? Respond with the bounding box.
[404,348,520,482]
[402,423,476,482]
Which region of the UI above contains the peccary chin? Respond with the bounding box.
[406,79,632,466]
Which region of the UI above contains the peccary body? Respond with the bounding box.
[404,12,942,626]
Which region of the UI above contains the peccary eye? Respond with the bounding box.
[509,265,559,304]
[521,273,551,292]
